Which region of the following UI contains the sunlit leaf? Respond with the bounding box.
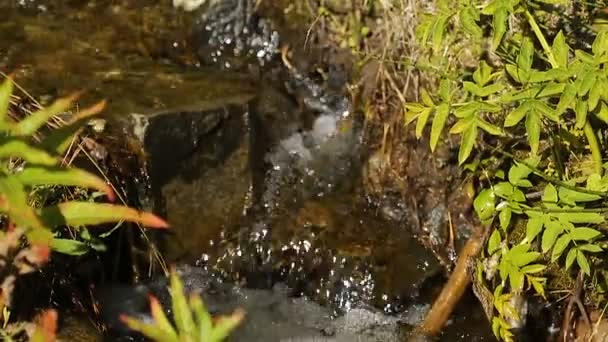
[578,244,603,253]
[525,216,544,243]
[13,93,79,137]
[459,123,478,164]
[421,88,435,107]
[558,186,601,204]
[525,110,541,155]
[504,103,529,127]
[0,138,58,166]
[575,98,588,129]
[542,183,559,203]
[459,6,482,39]
[588,80,602,111]
[477,118,504,136]
[541,220,563,252]
[520,264,546,274]
[551,234,571,261]
[571,227,602,241]
[39,202,169,229]
[576,250,591,275]
[556,83,577,115]
[0,176,47,232]
[51,238,89,256]
[499,207,512,230]
[552,31,569,69]
[416,107,433,138]
[492,7,508,50]
[565,247,577,270]
[517,37,534,73]
[488,229,502,254]
[474,188,496,222]
[170,271,195,336]
[14,167,114,201]
[509,268,525,291]
[430,103,449,152]
[0,77,13,129]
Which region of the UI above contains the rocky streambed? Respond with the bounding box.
[1,0,493,341]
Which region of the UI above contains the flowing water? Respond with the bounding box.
[0,1,493,340]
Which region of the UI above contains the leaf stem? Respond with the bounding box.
[524,10,557,69]
[583,121,604,176]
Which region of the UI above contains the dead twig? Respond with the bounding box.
[560,270,588,342]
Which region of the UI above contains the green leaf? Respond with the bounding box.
[511,250,540,267]
[588,80,602,111]
[525,110,541,155]
[529,276,546,299]
[474,188,496,222]
[578,70,596,97]
[576,250,591,275]
[551,234,571,261]
[208,311,245,342]
[578,244,603,253]
[537,83,566,98]
[494,182,514,198]
[459,6,482,39]
[521,264,546,274]
[509,268,525,291]
[170,271,196,336]
[39,202,169,229]
[570,227,602,241]
[575,98,588,129]
[432,15,451,51]
[477,118,504,136]
[14,167,114,200]
[454,102,481,118]
[0,138,58,166]
[508,159,536,185]
[517,38,534,73]
[416,107,433,138]
[558,186,601,204]
[0,176,47,232]
[555,83,576,115]
[488,229,502,254]
[592,30,608,56]
[474,61,492,86]
[597,102,608,124]
[0,77,13,129]
[542,183,559,203]
[499,207,512,230]
[565,248,577,270]
[556,211,604,224]
[51,238,89,256]
[449,117,474,134]
[492,8,509,50]
[430,103,449,152]
[541,220,563,252]
[149,296,178,338]
[459,123,478,164]
[421,88,435,107]
[525,216,544,243]
[504,103,529,127]
[190,296,213,338]
[552,31,569,69]
[506,64,526,83]
[13,93,78,137]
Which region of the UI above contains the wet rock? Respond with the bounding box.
[127,104,255,262]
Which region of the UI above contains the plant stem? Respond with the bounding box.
[525,9,604,175]
[584,121,604,176]
[524,9,558,69]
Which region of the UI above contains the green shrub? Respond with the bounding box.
[407,0,608,340]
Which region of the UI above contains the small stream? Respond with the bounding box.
[1,1,492,341]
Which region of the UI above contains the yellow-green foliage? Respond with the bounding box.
[407,0,608,340]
